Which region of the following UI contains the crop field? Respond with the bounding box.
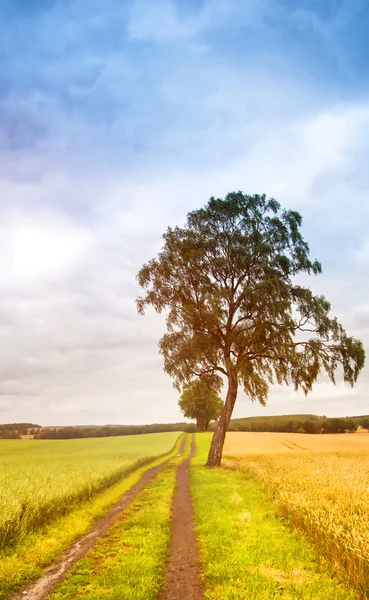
[48,450,186,600]
[223,430,369,454]
[223,432,369,595]
[0,432,179,551]
[1,432,366,600]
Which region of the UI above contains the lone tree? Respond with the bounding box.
[179,379,224,432]
[137,193,365,466]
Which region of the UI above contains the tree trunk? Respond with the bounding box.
[206,373,238,466]
[196,418,206,433]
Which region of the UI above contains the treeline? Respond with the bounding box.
[0,423,40,439]
[34,422,196,439]
[1,415,369,440]
[224,414,369,434]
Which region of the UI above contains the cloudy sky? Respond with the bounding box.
[0,0,368,426]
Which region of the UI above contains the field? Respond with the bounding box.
[223,432,369,595]
[48,441,191,600]
[7,432,359,600]
[0,432,179,550]
[223,430,369,454]
[191,434,361,599]
[1,430,368,599]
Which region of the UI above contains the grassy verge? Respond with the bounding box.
[191,433,360,600]
[49,438,191,600]
[0,433,185,600]
[226,451,369,595]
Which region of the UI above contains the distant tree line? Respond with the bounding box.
[0,423,41,439]
[219,414,369,434]
[1,416,369,440]
[34,422,196,439]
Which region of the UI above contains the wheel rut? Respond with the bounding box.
[12,435,187,600]
[159,435,204,600]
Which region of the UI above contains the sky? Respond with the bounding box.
[0,0,369,426]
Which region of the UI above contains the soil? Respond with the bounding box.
[12,435,187,600]
[159,435,204,600]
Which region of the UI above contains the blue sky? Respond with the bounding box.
[0,0,368,425]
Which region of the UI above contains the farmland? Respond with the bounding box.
[48,445,190,600]
[190,434,361,599]
[223,430,369,454]
[1,430,368,599]
[223,432,369,595]
[0,432,179,551]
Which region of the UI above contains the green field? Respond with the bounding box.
[0,433,179,550]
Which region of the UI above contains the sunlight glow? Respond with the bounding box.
[11,219,89,281]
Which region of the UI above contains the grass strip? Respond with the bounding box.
[226,450,369,595]
[49,438,191,600]
[191,433,359,600]
[0,433,184,600]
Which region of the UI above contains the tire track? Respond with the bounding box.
[159,435,204,600]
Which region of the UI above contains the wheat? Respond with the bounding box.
[226,445,369,593]
[0,433,179,550]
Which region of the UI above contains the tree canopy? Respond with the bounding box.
[137,192,365,465]
[179,379,224,431]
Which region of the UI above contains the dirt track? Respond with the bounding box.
[159,435,204,600]
[12,436,187,600]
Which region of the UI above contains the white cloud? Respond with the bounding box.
[0,210,92,288]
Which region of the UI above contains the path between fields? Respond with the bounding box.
[12,435,187,600]
[159,435,204,600]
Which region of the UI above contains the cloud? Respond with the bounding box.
[126,0,269,43]
[127,0,208,42]
[0,400,11,412]
[0,0,368,425]
[291,0,367,39]
[352,305,369,330]
[0,209,92,288]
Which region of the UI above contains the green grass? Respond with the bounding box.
[191,433,360,600]
[0,433,184,600]
[0,432,179,550]
[49,437,191,600]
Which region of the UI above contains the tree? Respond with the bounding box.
[362,418,369,430]
[136,192,365,466]
[303,420,317,434]
[179,379,224,431]
[344,418,356,433]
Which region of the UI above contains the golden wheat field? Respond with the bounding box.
[223,432,369,594]
[224,430,369,454]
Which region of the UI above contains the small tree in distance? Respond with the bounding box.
[136,192,365,466]
[179,379,224,432]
